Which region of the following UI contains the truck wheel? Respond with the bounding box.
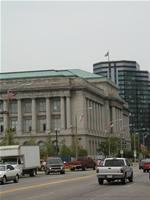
[45,170,49,175]
[93,166,96,170]
[82,167,85,171]
[98,178,103,185]
[128,173,133,182]
[121,175,127,184]
[2,176,7,184]
[30,170,36,177]
[14,175,19,183]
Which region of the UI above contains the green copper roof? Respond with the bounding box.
[0,69,103,80]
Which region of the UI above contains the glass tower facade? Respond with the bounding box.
[93,60,150,146]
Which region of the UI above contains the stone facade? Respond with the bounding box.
[0,74,130,157]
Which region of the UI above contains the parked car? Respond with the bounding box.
[0,164,20,184]
[139,159,146,169]
[143,159,150,173]
[68,157,96,171]
[96,157,133,185]
[45,157,65,175]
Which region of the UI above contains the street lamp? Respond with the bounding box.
[55,128,60,156]
[133,132,139,162]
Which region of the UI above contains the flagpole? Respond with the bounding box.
[108,51,110,62]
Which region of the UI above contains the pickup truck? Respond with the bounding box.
[68,157,96,171]
[96,157,133,185]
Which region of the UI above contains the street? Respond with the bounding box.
[0,167,150,200]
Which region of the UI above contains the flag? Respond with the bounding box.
[4,90,16,99]
[104,51,109,57]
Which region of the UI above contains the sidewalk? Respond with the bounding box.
[132,162,141,176]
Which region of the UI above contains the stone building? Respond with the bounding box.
[0,69,130,157]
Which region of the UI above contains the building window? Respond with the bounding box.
[10,118,18,132]
[10,101,17,114]
[51,98,60,112]
[0,101,3,111]
[37,118,46,132]
[0,120,3,134]
[51,115,60,131]
[23,118,32,133]
[23,99,32,113]
[37,99,46,112]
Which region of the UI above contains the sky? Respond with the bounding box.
[1,0,150,73]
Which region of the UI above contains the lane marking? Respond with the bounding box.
[0,174,95,195]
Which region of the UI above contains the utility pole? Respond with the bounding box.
[75,115,78,160]
[55,128,59,156]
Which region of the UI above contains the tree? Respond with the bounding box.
[40,133,55,159]
[60,143,71,156]
[23,135,36,145]
[0,128,19,146]
[78,147,88,157]
[97,137,120,157]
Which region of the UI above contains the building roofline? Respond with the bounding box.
[93,60,137,66]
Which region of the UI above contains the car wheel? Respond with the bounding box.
[98,178,103,185]
[2,176,7,184]
[14,175,19,183]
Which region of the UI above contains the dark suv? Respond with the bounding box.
[45,157,65,175]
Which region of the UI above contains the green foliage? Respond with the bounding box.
[40,133,55,159]
[97,137,120,157]
[59,143,71,156]
[0,128,19,146]
[23,135,36,145]
[78,147,88,157]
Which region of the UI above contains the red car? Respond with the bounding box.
[67,157,96,171]
[143,159,150,173]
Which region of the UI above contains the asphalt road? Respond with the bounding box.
[0,167,150,200]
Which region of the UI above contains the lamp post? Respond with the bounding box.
[133,132,139,162]
[55,128,59,156]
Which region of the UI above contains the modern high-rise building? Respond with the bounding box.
[0,69,130,157]
[93,60,150,147]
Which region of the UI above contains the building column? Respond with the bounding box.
[17,99,22,135]
[112,106,116,133]
[32,98,36,133]
[66,96,71,129]
[104,100,110,133]
[61,97,65,129]
[3,100,8,131]
[46,98,51,132]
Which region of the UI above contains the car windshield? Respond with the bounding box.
[0,165,5,171]
[105,159,125,167]
[47,159,63,164]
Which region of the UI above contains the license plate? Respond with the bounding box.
[107,175,112,178]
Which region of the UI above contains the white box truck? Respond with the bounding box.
[0,145,40,177]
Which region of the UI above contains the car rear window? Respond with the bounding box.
[104,159,125,167]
